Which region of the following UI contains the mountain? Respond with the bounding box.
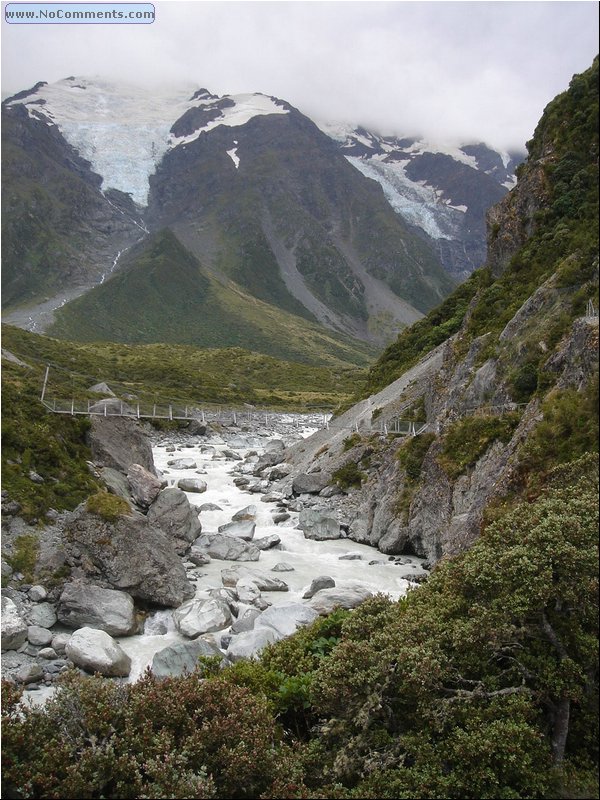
[2,78,455,349]
[319,121,524,280]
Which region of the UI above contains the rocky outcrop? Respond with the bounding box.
[146,488,202,554]
[87,417,156,475]
[63,505,194,607]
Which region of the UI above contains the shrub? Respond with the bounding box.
[5,534,39,582]
[331,462,365,491]
[438,413,520,479]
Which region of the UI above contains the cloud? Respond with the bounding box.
[2,1,598,149]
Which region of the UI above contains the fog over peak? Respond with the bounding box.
[2,1,598,151]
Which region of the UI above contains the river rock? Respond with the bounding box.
[177,478,207,493]
[195,534,260,562]
[127,464,163,508]
[221,568,289,592]
[63,505,194,608]
[231,505,257,521]
[100,467,131,500]
[173,598,232,638]
[298,509,341,540]
[58,582,137,636]
[255,604,319,638]
[272,562,295,572]
[187,547,211,566]
[230,607,262,634]
[302,576,336,599]
[198,502,223,512]
[217,520,256,540]
[16,663,44,685]
[292,473,330,495]
[272,512,290,524]
[339,553,362,560]
[147,488,202,554]
[87,416,156,475]
[28,602,57,629]
[226,627,281,662]
[309,586,373,615]
[28,585,47,602]
[1,596,28,650]
[151,639,223,678]
[168,457,197,469]
[254,534,281,551]
[27,626,53,647]
[51,633,71,653]
[66,627,131,677]
[235,578,262,605]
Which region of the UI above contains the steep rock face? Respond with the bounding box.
[1,101,143,311]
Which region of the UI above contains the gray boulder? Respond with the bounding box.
[28,602,57,629]
[16,663,44,685]
[217,520,256,540]
[28,585,47,602]
[272,562,295,572]
[309,586,373,615]
[230,607,262,634]
[167,458,197,469]
[173,598,232,638]
[231,505,257,522]
[66,627,131,677]
[87,416,156,475]
[58,582,137,636]
[302,576,335,599]
[255,604,319,638]
[27,626,53,647]
[254,534,281,550]
[127,464,163,508]
[221,568,289,592]
[187,547,211,566]
[265,439,286,453]
[177,478,208,493]
[235,577,262,605]
[195,534,260,562]
[292,473,330,495]
[63,505,194,608]
[298,509,341,540]
[51,633,71,654]
[226,627,281,662]
[151,639,222,678]
[1,596,28,650]
[147,488,202,555]
[100,467,131,500]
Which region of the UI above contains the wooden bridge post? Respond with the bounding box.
[71,399,74,415]
[169,405,172,421]
[40,365,50,402]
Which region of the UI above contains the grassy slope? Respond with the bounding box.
[47,230,375,368]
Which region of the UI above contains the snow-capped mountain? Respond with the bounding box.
[2,76,517,353]
[319,122,524,279]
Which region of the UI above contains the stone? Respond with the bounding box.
[195,534,260,562]
[29,470,44,484]
[222,449,243,460]
[233,477,250,487]
[173,598,232,638]
[27,602,57,629]
[151,639,223,678]
[221,568,289,593]
[100,467,131,500]
[320,485,342,498]
[339,553,362,560]
[127,464,163,508]
[254,534,281,550]
[63,505,194,608]
[198,503,223,512]
[177,478,208,493]
[147,488,202,554]
[235,578,262,605]
[302,576,336,599]
[167,457,197,469]
[16,663,44,684]
[265,439,286,453]
[51,633,72,654]
[89,382,116,396]
[38,647,58,659]
[298,509,341,540]
[230,607,262,634]
[254,451,285,472]
[1,560,13,578]
[27,626,53,647]
[272,512,290,524]
[226,627,281,662]
[28,585,47,602]
[187,547,211,566]
[66,627,131,677]
[58,582,137,636]
[87,416,156,475]
[292,473,330,495]
[261,492,285,503]
[1,596,28,650]
[231,505,257,522]
[255,603,319,638]
[309,586,373,615]
[272,562,295,572]
[217,520,256,540]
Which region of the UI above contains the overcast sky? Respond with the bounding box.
[1,1,598,150]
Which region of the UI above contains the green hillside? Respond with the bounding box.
[47,230,376,368]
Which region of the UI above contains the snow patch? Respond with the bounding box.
[227,147,240,169]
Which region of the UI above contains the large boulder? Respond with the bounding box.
[195,534,260,562]
[1,596,27,651]
[221,567,289,592]
[65,627,131,676]
[63,505,194,608]
[217,520,256,540]
[255,604,319,638]
[254,534,281,550]
[230,607,262,634]
[226,627,281,662]
[173,598,232,638]
[147,488,202,554]
[302,575,336,599]
[27,602,57,629]
[298,509,341,540]
[100,467,131,500]
[167,458,197,469]
[231,505,257,521]
[292,473,330,495]
[127,464,163,508]
[309,586,373,615]
[151,639,223,678]
[177,478,208,494]
[87,417,156,475]
[58,582,136,636]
